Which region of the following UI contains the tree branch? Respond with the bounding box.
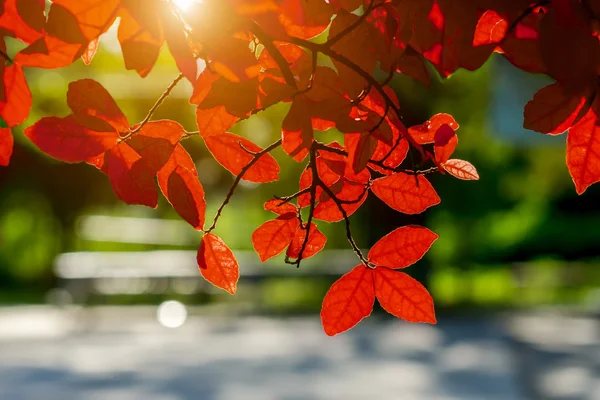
[205,139,282,233]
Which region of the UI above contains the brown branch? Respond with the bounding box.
[205,139,282,233]
[274,187,311,206]
[250,22,298,90]
[122,73,185,140]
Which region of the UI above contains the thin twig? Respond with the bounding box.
[205,139,282,233]
[122,73,185,140]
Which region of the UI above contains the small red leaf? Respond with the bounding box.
[408,114,459,144]
[286,222,327,260]
[196,106,239,138]
[203,132,280,183]
[473,10,508,46]
[24,115,119,163]
[321,265,375,336]
[158,145,206,230]
[434,124,458,164]
[0,64,32,128]
[0,127,13,166]
[566,104,600,194]
[252,213,299,262]
[374,268,436,324]
[371,173,440,214]
[368,226,438,269]
[197,233,240,295]
[442,159,480,181]
[264,199,298,215]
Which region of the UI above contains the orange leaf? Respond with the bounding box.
[203,132,280,183]
[566,103,600,194]
[282,98,313,162]
[472,10,508,46]
[49,0,120,42]
[442,159,479,181]
[286,222,327,260]
[197,233,240,295]
[371,173,440,214]
[0,0,45,44]
[0,127,13,166]
[264,199,297,215]
[374,267,436,324]
[127,120,184,172]
[67,79,129,132]
[320,265,375,336]
[0,64,31,128]
[368,226,438,269]
[81,38,99,65]
[15,35,86,69]
[105,142,158,207]
[196,106,239,138]
[24,115,119,163]
[524,83,592,135]
[252,213,299,262]
[158,145,206,230]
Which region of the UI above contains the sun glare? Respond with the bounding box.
[172,0,196,12]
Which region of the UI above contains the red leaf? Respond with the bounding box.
[81,38,99,65]
[408,113,459,144]
[158,145,206,230]
[320,265,375,336]
[67,79,129,132]
[196,106,239,138]
[264,199,297,215]
[203,132,280,183]
[371,173,440,214]
[105,142,158,207]
[0,64,32,127]
[368,226,438,269]
[566,104,600,194]
[197,233,240,295]
[282,98,313,162]
[473,10,508,46]
[524,83,592,135]
[49,0,119,42]
[434,124,458,164]
[0,0,45,44]
[252,213,299,262]
[0,127,13,166]
[24,115,119,163]
[286,222,327,260]
[126,120,184,172]
[374,267,436,324]
[442,159,479,181]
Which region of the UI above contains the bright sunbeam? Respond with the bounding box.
[172,0,196,12]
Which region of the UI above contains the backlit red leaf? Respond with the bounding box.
[24,115,119,163]
[158,145,206,230]
[203,132,280,183]
[371,173,440,214]
[320,265,375,336]
[374,267,436,324]
[264,199,297,215]
[252,213,299,262]
[196,106,239,138]
[368,226,438,269]
[197,233,240,295]
[434,124,458,164]
[67,79,129,132]
[566,103,600,194]
[408,113,459,144]
[442,159,479,181]
[0,127,13,166]
[286,222,327,260]
[0,64,32,127]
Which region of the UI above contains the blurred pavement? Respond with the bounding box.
[0,306,598,400]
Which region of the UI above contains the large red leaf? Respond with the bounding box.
[197,233,240,295]
[442,159,479,181]
[368,226,438,269]
[203,132,280,183]
[566,104,600,194]
[0,127,13,166]
[371,173,440,214]
[158,145,206,230]
[105,142,158,207]
[24,115,119,163]
[523,83,592,135]
[286,222,327,260]
[320,265,375,336]
[67,79,129,132]
[49,0,120,42]
[0,0,45,44]
[374,267,436,324]
[0,64,32,128]
[252,213,299,262]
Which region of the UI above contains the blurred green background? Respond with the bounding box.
[1,25,599,314]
